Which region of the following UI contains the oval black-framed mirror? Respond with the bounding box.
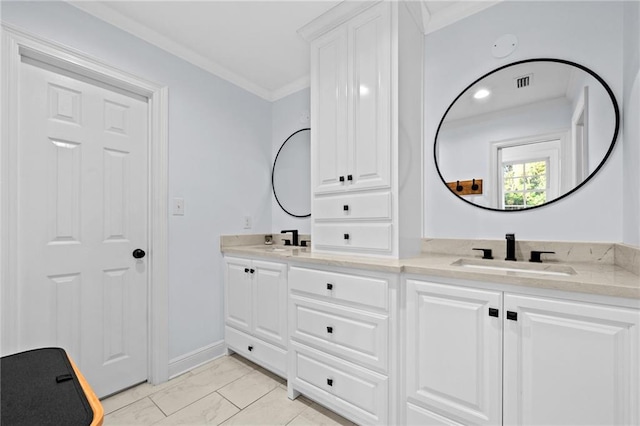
[434,58,620,212]
[272,128,311,218]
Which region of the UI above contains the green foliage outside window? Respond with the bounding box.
[503,160,547,210]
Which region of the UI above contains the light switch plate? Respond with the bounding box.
[173,198,184,215]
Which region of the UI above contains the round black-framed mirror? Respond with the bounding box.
[272,128,311,218]
[434,58,620,212]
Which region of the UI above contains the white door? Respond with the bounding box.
[252,260,287,348]
[406,280,503,425]
[504,293,640,425]
[312,25,348,195]
[347,2,391,192]
[224,257,253,334]
[16,57,149,397]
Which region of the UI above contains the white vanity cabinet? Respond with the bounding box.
[287,265,397,425]
[224,256,288,377]
[301,0,423,257]
[405,278,640,425]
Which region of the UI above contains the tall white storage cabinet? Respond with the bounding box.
[300,1,424,258]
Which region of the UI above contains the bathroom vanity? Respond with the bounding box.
[226,0,640,424]
[222,238,640,425]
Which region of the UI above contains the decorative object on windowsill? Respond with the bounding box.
[446,179,483,196]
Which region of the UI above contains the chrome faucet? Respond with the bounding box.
[505,233,517,261]
[281,229,299,246]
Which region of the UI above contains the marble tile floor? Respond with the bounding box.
[102,354,356,426]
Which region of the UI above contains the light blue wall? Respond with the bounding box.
[424,1,626,243]
[271,88,311,235]
[623,1,640,247]
[1,1,273,360]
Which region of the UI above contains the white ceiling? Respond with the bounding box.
[69,1,500,102]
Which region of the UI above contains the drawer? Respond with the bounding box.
[225,326,286,377]
[313,223,392,253]
[314,192,391,221]
[290,295,388,372]
[289,267,388,311]
[290,342,388,425]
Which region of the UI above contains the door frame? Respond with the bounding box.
[1,24,170,385]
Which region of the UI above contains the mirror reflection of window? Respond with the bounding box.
[497,138,560,210]
[502,160,548,210]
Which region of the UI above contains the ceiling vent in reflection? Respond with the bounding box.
[515,74,533,88]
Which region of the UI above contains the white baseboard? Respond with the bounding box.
[168,340,226,379]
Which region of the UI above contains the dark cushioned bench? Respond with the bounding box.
[1,347,103,426]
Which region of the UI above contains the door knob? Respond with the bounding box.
[132,249,146,259]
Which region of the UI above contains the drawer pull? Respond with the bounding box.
[507,311,518,321]
[244,268,249,273]
[327,378,333,386]
[326,326,333,334]
[248,345,253,352]
[488,308,499,317]
[249,269,255,274]
[344,233,349,240]
[326,283,333,290]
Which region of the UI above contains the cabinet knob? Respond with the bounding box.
[327,326,333,334]
[339,176,345,182]
[327,378,333,386]
[249,268,255,274]
[343,205,349,211]
[347,175,353,181]
[248,345,253,352]
[488,308,499,317]
[506,311,518,321]
[344,233,349,240]
[326,283,333,290]
[244,268,250,273]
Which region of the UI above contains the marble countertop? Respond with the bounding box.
[221,244,640,300]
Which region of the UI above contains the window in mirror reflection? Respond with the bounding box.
[495,136,560,210]
[502,160,547,210]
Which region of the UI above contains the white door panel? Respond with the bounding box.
[17,58,149,397]
[504,294,640,426]
[406,280,503,426]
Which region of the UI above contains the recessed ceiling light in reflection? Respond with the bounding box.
[473,88,491,99]
[360,85,370,96]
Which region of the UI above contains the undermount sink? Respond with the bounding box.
[451,258,577,277]
[259,246,290,252]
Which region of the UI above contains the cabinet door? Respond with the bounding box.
[224,257,252,334]
[311,26,348,195]
[504,294,640,426]
[252,260,288,348]
[406,280,502,425]
[346,2,391,191]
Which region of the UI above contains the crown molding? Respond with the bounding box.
[67,1,276,101]
[423,1,503,35]
[298,0,380,42]
[270,75,310,102]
